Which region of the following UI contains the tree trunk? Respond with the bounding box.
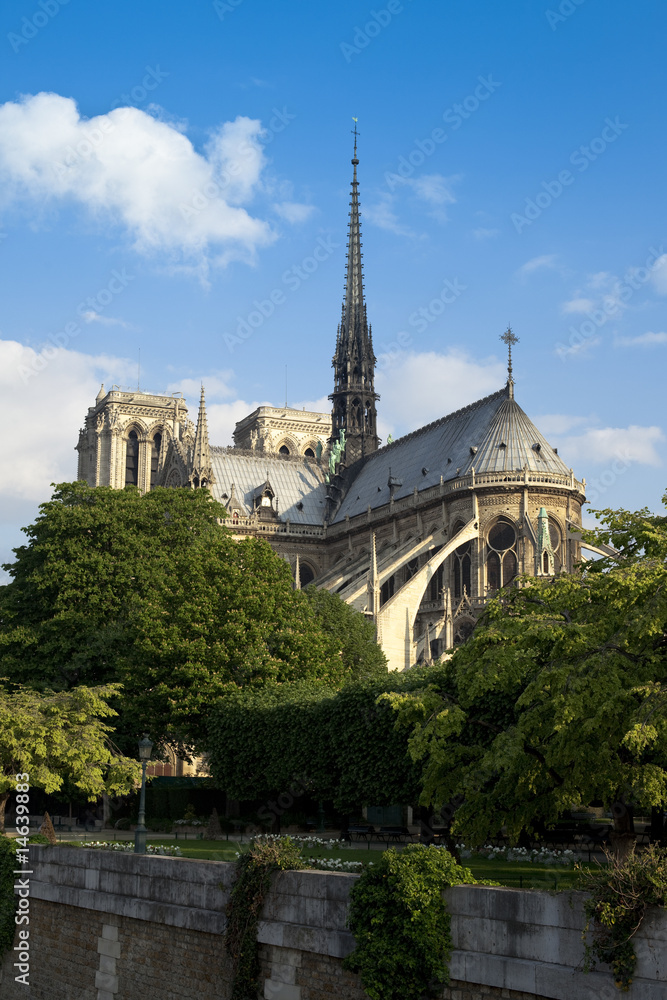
[650,806,666,847]
[0,791,9,833]
[418,805,433,845]
[102,793,111,829]
[610,795,636,861]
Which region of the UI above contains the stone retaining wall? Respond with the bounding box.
[1,846,665,999]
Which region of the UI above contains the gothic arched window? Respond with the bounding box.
[150,431,162,488]
[125,430,139,486]
[279,445,290,456]
[452,520,471,601]
[304,448,315,458]
[486,519,518,594]
[299,563,315,587]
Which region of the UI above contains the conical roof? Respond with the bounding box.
[332,385,576,523]
[462,394,570,477]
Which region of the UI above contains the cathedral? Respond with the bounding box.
[76,134,588,671]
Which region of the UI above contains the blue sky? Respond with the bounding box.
[0,0,666,567]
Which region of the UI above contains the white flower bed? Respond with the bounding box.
[455,843,574,866]
[81,841,183,856]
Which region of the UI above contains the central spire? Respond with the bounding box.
[329,121,380,466]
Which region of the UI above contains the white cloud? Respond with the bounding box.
[472,227,499,240]
[166,372,238,402]
[0,338,135,503]
[650,254,667,294]
[538,419,665,468]
[375,349,505,439]
[82,310,131,328]
[272,201,316,224]
[517,254,558,278]
[364,193,417,238]
[0,92,276,270]
[561,296,596,314]
[615,331,667,347]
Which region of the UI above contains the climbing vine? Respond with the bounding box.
[343,844,483,1000]
[224,836,304,1000]
[0,835,17,956]
[577,846,667,991]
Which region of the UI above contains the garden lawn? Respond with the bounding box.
[174,841,584,887]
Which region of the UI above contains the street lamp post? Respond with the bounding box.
[134,734,153,854]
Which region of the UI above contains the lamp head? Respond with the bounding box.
[138,734,153,762]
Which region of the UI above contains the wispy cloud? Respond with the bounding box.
[650,254,667,294]
[561,296,596,314]
[517,254,559,279]
[472,226,500,240]
[615,331,667,347]
[272,201,315,224]
[82,310,131,328]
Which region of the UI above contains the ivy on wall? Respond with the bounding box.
[344,844,483,1000]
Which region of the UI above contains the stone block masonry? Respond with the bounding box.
[1,847,665,999]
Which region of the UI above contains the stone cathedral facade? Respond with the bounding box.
[77,139,588,671]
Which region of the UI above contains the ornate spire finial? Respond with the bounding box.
[351,117,359,162]
[500,325,519,397]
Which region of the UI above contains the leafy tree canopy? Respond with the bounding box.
[0,482,365,752]
[0,683,141,830]
[302,584,387,679]
[384,493,667,849]
[206,669,441,813]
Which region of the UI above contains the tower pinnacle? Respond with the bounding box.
[329,122,380,465]
[189,385,215,489]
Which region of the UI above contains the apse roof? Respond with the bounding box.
[209,448,328,525]
[333,385,573,523]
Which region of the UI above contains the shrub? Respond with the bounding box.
[577,845,667,991]
[344,844,481,1000]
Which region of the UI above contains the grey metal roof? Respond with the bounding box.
[209,448,328,525]
[333,386,573,523]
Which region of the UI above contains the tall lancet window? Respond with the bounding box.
[150,432,162,488]
[125,430,139,486]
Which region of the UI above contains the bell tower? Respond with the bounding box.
[329,122,380,466]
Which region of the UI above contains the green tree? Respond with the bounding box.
[0,683,141,831]
[302,584,388,679]
[0,482,346,753]
[384,494,667,857]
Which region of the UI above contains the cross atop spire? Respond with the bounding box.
[500,326,519,398]
[351,117,360,160]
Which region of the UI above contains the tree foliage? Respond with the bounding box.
[0,482,360,751]
[302,584,387,679]
[384,494,667,847]
[206,670,441,813]
[0,683,141,829]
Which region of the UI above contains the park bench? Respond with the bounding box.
[378,826,414,844]
[347,824,375,842]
